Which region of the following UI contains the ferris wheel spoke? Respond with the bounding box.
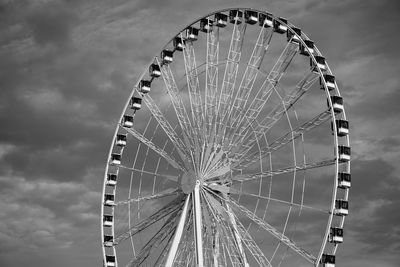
[232,71,320,160]
[181,34,204,141]
[211,215,246,266]
[202,186,250,266]
[204,25,220,144]
[141,94,193,170]
[252,70,319,134]
[227,198,317,264]
[115,188,180,206]
[121,126,186,172]
[215,19,247,145]
[201,188,243,266]
[118,165,179,182]
[157,58,201,172]
[232,212,273,267]
[232,158,336,183]
[225,25,273,138]
[226,202,249,266]
[237,108,331,168]
[181,36,206,175]
[154,231,175,266]
[235,40,299,131]
[126,211,178,267]
[228,42,300,154]
[229,191,328,213]
[113,196,184,246]
[200,190,220,266]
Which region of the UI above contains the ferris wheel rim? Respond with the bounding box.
[101,7,351,267]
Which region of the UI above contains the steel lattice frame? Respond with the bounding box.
[101,8,350,267]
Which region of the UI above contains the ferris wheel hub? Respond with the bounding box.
[180,172,199,193]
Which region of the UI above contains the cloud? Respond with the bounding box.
[0,0,399,266]
[0,173,101,267]
[344,158,400,255]
[25,2,77,48]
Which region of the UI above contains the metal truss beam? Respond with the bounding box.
[127,211,178,266]
[237,108,331,168]
[142,93,193,170]
[225,26,273,135]
[122,126,186,172]
[157,58,199,171]
[215,20,247,146]
[228,198,317,264]
[113,196,184,245]
[232,159,336,183]
[115,188,180,206]
[231,71,320,161]
[233,213,272,267]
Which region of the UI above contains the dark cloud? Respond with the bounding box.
[378,136,400,152]
[347,158,400,253]
[25,3,77,48]
[0,0,399,266]
[351,86,400,121]
[350,158,397,200]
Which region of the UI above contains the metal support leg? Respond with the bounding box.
[193,180,204,267]
[165,194,191,267]
[213,227,220,267]
[227,204,249,267]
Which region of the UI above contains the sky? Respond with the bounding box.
[0,0,400,266]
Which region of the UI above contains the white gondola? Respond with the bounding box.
[273,17,288,34]
[330,96,344,114]
[215,13,228,27]
[312,55,326,72]
[161,49,173,64]
[106,173,117,186]
[139,79,152,93]
[186,26,199,41]
[173,36,184,51]
[105,255,116,267]
[338,172,351,189]
[122,115,133,128]
[300,39,314,56]
[320,254,335,267]
[200,18,213,32]
[329,227,344,243]
[334,199,349,216]
[322,74,336,91]
[244,10,258,25]
[110,153,121,165]
[338,145,350,162]
[229,10,243,24]
[104,235,113,247]
[149,63,161,78]
[131,97,142,110]
[259,13,273,27]
[336,119,349,136]
[103,214,113,227]
[104,194,115,206]
[115,134,127,147]
[287,27,301,43]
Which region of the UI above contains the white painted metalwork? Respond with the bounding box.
[101,8,350,267]
[193,180,204,267]
[165,194,191,267]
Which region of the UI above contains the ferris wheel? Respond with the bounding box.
[101,8,351,267]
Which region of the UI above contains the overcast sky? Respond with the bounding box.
[0,0,400,266]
